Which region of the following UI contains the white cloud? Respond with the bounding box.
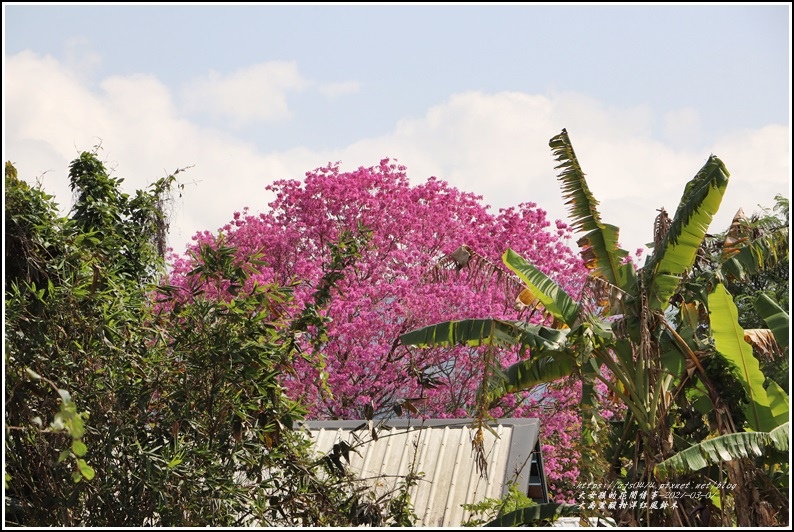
[709,124,792,226]
[5,52,790,262]
[663,107,703,148]
[318,80,361,98]
[177,62,359,127]
[314,90,789,256]
[180,61,309,127]
[5,52,313,252]
[63,37,102,80]
[6,50,111,204]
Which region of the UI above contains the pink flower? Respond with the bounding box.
[167,159,591,497]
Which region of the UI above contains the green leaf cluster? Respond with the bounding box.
[4,154,415,527]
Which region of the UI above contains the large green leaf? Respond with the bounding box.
[654,422,790,480]
[647,274,681,310]
[647,155,730,310]
[548,129,630,288]
[502,248,579,328]
[709,283,777,432]
[766,380,790,427]
[495,352,576,394]
[754,293,789,350]
[485,502,581,527]
[399,319,568,352]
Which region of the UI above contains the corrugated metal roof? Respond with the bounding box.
[298,418,546,527]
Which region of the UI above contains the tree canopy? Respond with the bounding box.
[165,158,593,498]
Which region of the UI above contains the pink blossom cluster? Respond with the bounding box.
[166,159,592,499]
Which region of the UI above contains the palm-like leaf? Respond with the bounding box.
[646,155,730,310]
[766,380,790,427]
[654,422,790,480]
[400,319,576,396]
[549,129,632,289]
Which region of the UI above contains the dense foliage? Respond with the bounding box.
[714,195,790,394]
[4,153,415,526]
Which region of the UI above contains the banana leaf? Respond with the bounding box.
[719,207,750,262]
[485,502,581,527]
[709,283,778,432]
[495,352,577,395]
[767,380,790,427]
[743,329,784,360]
[654,422,790,480]
[647,155,730,310]
[721,226,789,281]
[399,318,568,352]
[502,248,579,328]
[548,129,631,289]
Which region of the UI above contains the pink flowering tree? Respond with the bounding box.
[166,158,589,500]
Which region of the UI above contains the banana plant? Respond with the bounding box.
[400,317,575,396]
[400,129,790,526]
[404,129,733,436]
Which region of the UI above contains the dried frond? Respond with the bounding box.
[514,287,541,311]
[743,329,785,362]
[424,244,474,279]
[638,277,653,364]
[654,208,672,251]
[513,288,543,323]
[721,208,750,261]
[449,246,472,269]
[423,244,525,309]
[579,275,626,318]
[471,426,489,481]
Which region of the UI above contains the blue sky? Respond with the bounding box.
[4,3,791,258]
